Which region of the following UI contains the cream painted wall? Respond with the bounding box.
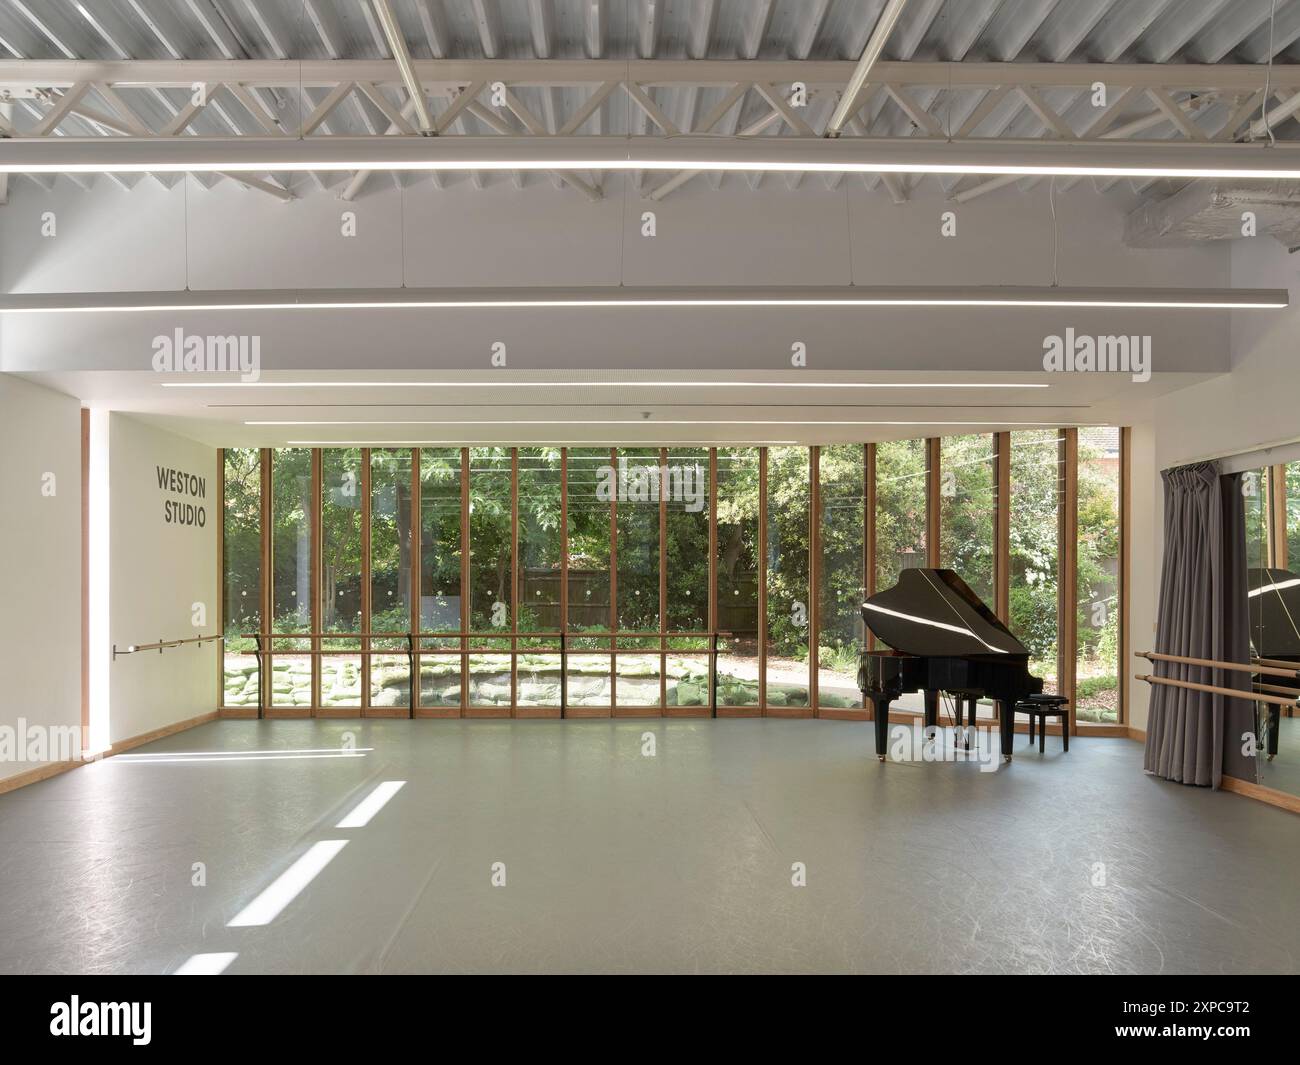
[0,374,81,781]
[108,414,218,744]
[1125,239,1300,732]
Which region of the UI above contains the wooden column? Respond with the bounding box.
[608,446,618,715]
[259,448,273,719]
[660,446,669,713]
[1118,427,1131,727]
[865,442,876,653]
[460,447,470,715]
[994,431,1011,623]
[310,448,322,714]
[1059,429,1079,732]
[926,437,941,567]
[560,448,568,718]
[708,448,718,714]
[757,447,768,714]
[411,448,422,712]
[214,447,224,712]
[809,446,820,716]
[1271,464,1288,570]
[360,448,372,713]
[512,444,522,712]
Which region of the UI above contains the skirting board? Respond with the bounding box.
[0,710,218,796]
[1220,774,1300,815]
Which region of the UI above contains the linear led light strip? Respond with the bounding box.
[262,418,1077,428]
[165,380,1051,389]
[0,286,1286,312]
[8,135,1300,181]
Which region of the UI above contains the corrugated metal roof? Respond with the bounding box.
[1,1,1297,198]
[2,0,1296,64]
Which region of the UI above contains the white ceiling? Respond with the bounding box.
[19,366,1206,446]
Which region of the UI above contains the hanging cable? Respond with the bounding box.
[1262,0,1279,147]
[1049,176,1059,288]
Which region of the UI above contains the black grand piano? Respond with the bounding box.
[1248,567,1300,759]
[856,568,1045,762]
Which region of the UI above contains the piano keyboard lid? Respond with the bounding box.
[861,568,1029,658]
[1248,567,1300,657]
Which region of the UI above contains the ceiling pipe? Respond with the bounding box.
[825,0,910,138]
[371,0,434,135]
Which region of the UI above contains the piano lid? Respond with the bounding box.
[1248,567,1300,658]
[861,568,1029,659]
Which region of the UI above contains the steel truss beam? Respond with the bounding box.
[1,61,1296,201]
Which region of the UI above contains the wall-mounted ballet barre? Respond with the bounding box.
[1133,650,1300,707]
[113,634,224,661]
[1135,650,1300,679]
[1133,673,1300,707]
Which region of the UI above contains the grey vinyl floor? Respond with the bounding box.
[1259,714,1300,797]
[0,718,1298,975]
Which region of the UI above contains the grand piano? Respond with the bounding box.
[1248,567,1300,759]
[856,568,1044,762]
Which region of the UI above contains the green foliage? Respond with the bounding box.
[226,437,1121,686]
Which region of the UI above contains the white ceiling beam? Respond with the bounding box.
[826,0,910,136]
[3,60,1297,93]
[372,0,434,134]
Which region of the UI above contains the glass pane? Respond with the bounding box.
[517,649,562,707]
[1243,467,1271,570]
[369,449,413,708]
[516,448,563,709]
[874,438,929,594]
[271,448,312,708]
[615,446,661,635]
[566,649,612,708]
[1011,431,1062,696]
[222,448,261,709]
[939,434,996,605]
[468,447,513,642]
[665,653,710,709]
[1075,428,1121,724]
[615,652,661,707]
[716,447,760,707]
[765,447,810,709]
[1287,462,1300,567]
[817,445,865,710]
[468,653,512,707]
[517,447,563,636]
[665,447,710,634]
[419,448,462,707]
[321,448,363,708]
[567,448,611,635]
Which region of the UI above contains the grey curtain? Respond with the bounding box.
[1144,462,1252,788]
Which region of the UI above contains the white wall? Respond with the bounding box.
[1125,239,1300,732]
[108,414,218,744]
[0,375,81,781]
[1,175,1233,375]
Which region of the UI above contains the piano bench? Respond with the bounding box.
[1015,695,1071,754]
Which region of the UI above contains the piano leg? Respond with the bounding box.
[923,689,939,753]
[869,694,892,762]
[998,700,1015,762]
[963,697,976,750]
[1268,706,1280,761]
